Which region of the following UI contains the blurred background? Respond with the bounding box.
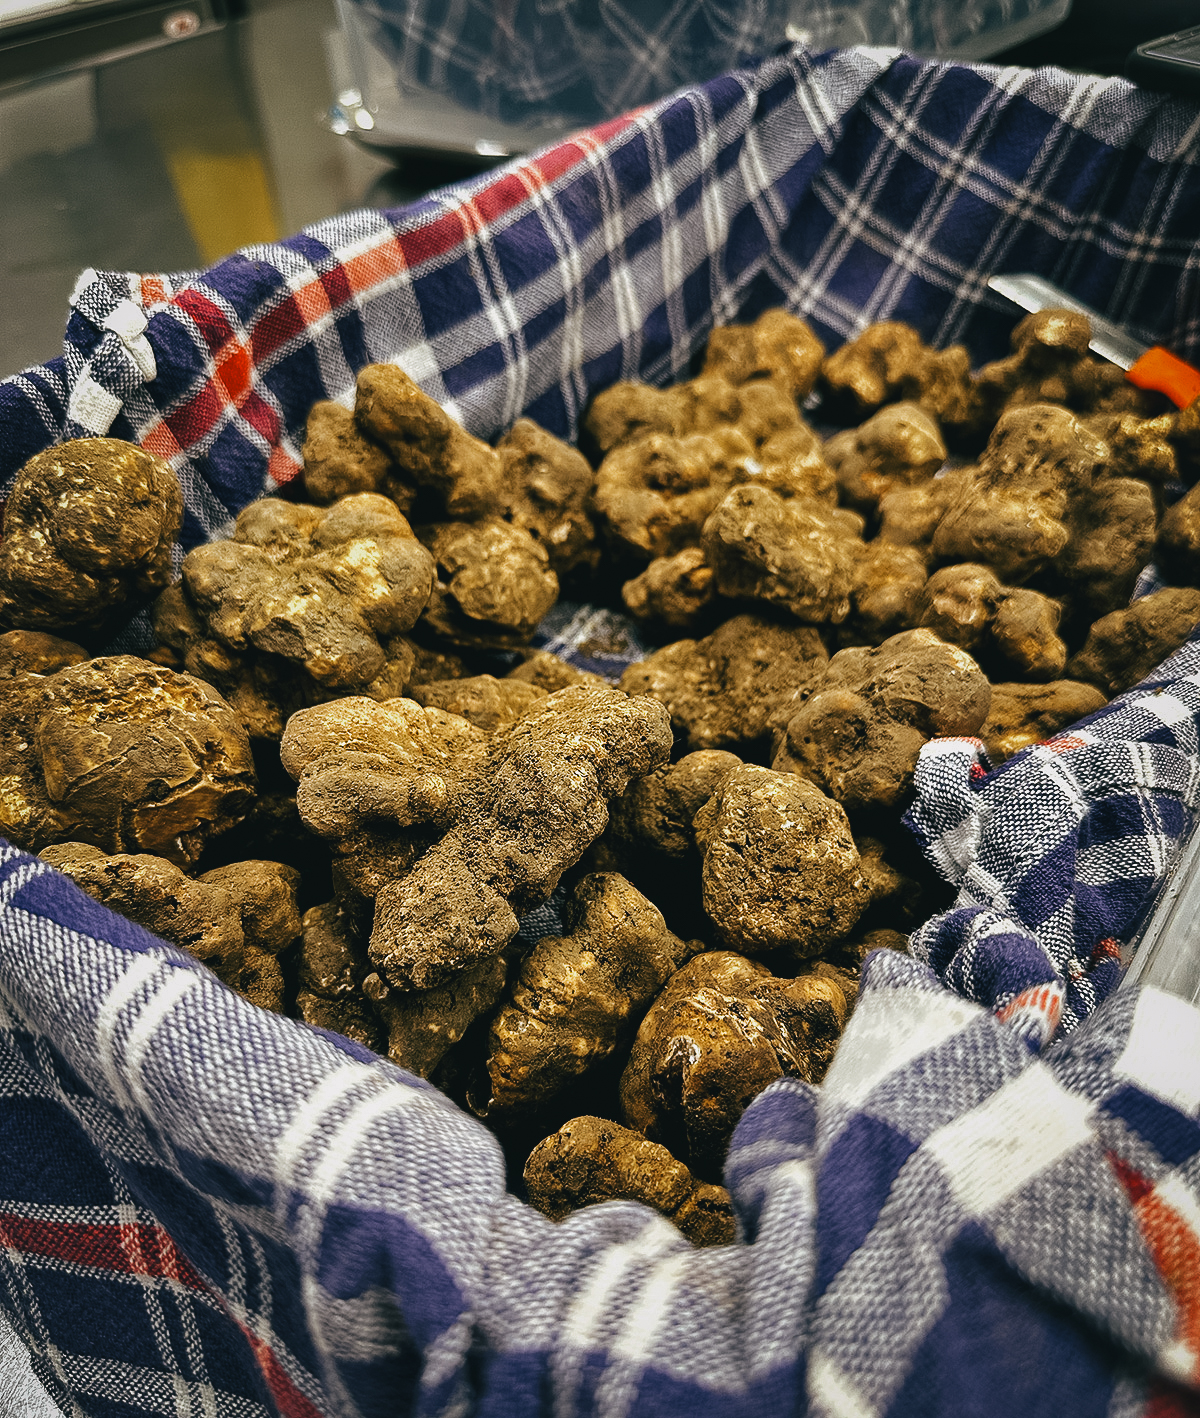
[0,0,1196,378]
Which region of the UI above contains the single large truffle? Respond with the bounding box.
[700,485,863,623]
[0,438,183,638]
[932,404,1107,584]
[419,519,558,643]
[179,493,435,693]
[0,655,255,865]
[367,686,673,991]
[694,765,869,960]
[825,402,947,515]
[355,364,506,518]
[620,951,849,1180]
[525,1115,735,1247]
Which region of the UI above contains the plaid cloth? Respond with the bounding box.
[3,42,1200,1416]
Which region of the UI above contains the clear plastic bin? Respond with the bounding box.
[334,0,1072,160]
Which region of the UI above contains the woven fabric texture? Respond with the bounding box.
[2,42,1200,1416]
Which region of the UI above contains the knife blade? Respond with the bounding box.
[987,272,1200,409]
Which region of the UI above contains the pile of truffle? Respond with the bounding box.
[4,304,1200,1247]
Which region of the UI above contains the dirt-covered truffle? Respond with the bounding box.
[0,630,89,679]
[821,323,980,437]
[302,400,415,510]
[280,694,489,901]
[702,308,824,402]
[407,674,548,732]
[179,493,435,694]
[975,309,1154,420]
[620,951,849,1179]
[0,655,255,864]
[1066,587,1200,696]
[0,438,182,639]
[495,418,598,575]
[622,547,716,629]
[593,428,757,561]
[932,404,1107,584]
[481,873,694,1120]
[525,1115,735,1246]
[772,629,991,813]
[41,844,297,1010]
[693,765,868,960]
[420,519,558,645]
[916,563,1066,680]
[825,402,947,515]
[843,541,929,645]
[621,614,828,753]
[979,681,1109,763]
[355,364,506,518]
[701,486,863,623]
[1055,477,1158,625]
[506,649,609,693]
[367,686,673,992]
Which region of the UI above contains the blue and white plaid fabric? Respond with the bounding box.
[2,43,1200,1416]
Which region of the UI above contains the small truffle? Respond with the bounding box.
[695,765,868,960]
[355,364,506,518]
[525,1115,735,1247]
[979,681,1109,763]
[620,951,849,1180]
[916,564,1066,680]
[1066,587,1200,696]
[0,438,182,638]
[700,486,863,624]
[420,519,558,643]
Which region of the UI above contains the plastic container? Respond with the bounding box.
[335,0,1073,160]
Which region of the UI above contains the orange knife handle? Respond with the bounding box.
[1127,346,1200,409]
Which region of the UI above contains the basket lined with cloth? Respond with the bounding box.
[2,43,1200,1417]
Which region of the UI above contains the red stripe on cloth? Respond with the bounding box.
[319,263,354,311]
[473,172,532,228]
[267,446,302,488]
[251,296,308,367]
[215,344,254,407]
[0,1213,207,1290]
[140,275,168,309]
[240,390,280,445]
[175,289,236,352]
[1110,1155,1200,1381]
[241,1327,326,1418]
[142,421,183,461]
[165,380,226,450]
[398,212,467,269]
[343,237,406,297]
[1147,1381,1200,1417]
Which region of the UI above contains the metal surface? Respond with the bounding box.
[1123,811,1200,1006]
[987,272,1149,369]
